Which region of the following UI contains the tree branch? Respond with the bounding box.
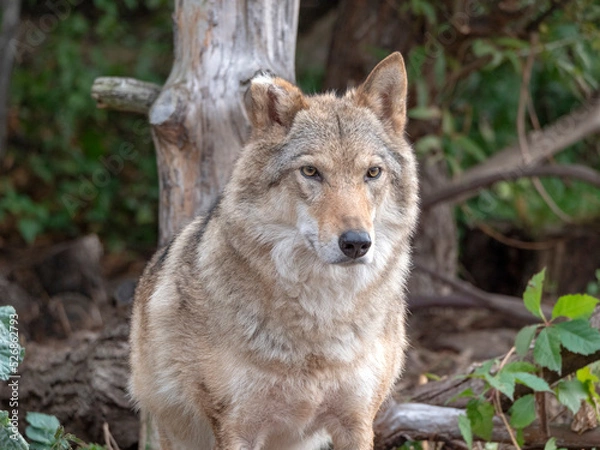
[422,163,600,210]
[412,261,553,322]
[91,77,162,115]
[0,0,21,160]
[423,95,600,209]
[374,402,600,450]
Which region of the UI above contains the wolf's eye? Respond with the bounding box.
[366,167,382,180]
[301,166,319,179]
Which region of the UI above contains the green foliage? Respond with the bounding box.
[523,269,546,321]
[3,1,169,249]
[458,269,600,447]
[407,1,600,232]
[0,411,28,450]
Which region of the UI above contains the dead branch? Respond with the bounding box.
[91,77,161,115]
[421,164,600,210]
[374,402,600,450]
[412,261,554,322]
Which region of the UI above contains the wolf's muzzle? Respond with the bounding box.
[339,230,371,259]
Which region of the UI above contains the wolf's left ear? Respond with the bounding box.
[356,52,408,134]
[245,75,307,132]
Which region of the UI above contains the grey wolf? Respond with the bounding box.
[129,52,419,450]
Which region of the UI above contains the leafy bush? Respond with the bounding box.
[2,1,173,250]
[458,270,600,448]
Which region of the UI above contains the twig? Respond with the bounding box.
[103,422,121,450]
[421,163,600,209]
[474,220,562,251]
[494,390,521,450]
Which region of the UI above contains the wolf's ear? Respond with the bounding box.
[245,75,307,131]
[356,52,408,134]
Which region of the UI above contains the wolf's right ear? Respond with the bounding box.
[245,75,308,131]
[356,52,408,135]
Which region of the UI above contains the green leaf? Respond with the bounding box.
[509,394,536,429]
[466,399,495,441]
[485,370,516,400]
[501,361,537,374]
[17,218,43,245]
[533,327,562,373]
[552,294,599,320]
[25,413,60,447]
[523,269,546,320]
[576,365,599,384]
[512,372,551,392]
[544,437,558,450]
[515,325,539,356]
[0,306,24,381]
[0,410,29,450]
[556,379,588,414]
[555,319,600,355]
[458,414,473,450]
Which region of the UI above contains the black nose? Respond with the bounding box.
[339,230,371,259]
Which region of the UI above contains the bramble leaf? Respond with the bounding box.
[523,269,546,320]
[556,379,588,414]
[554,319,600,355]
[533,327,562,373]
[485,370,516,400]
[466,399,495,441]
[544,437,558,450]
[552,294,599,320]
[514,325,539,356]
[458,414,473,450]
[512,372,551,392]
[509,394,536,429]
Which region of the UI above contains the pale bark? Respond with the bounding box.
[91,77,161,115]
[374,402,600,449]
[149,0,300,245]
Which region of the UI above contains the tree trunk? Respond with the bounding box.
[150,0,299,245]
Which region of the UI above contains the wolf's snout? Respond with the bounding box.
[339,230,372,259]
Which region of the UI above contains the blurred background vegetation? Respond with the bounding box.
[1,0,599,260]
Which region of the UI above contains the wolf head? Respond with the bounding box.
[223,53,418,273]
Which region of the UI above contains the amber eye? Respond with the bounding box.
[301,166,319,178]
[366,167,382,179]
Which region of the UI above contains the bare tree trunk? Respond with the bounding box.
[0,0,21,160]
[150,0,299,245]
